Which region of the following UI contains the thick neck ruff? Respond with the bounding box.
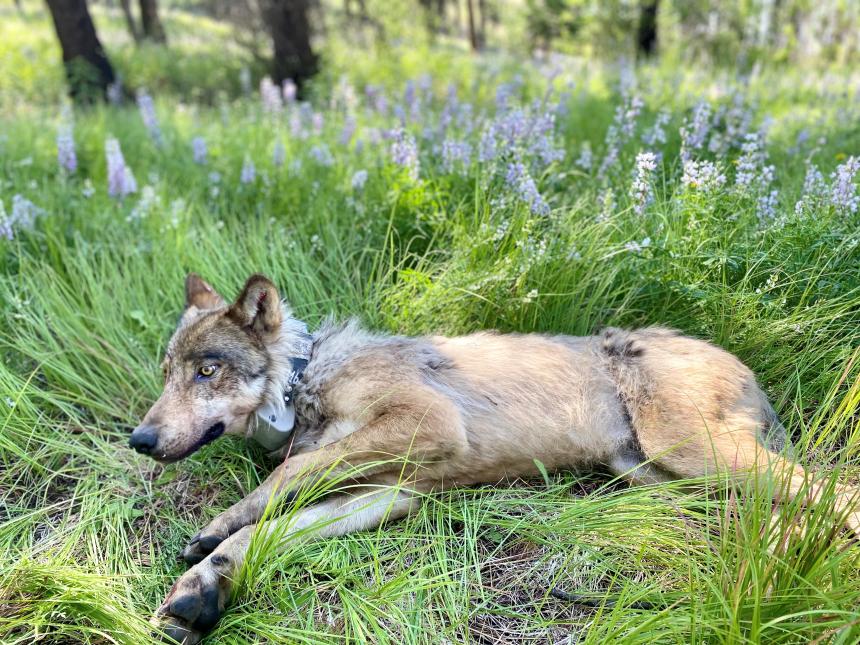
[249,311,313,452]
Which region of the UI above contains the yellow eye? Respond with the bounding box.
[197,365,217,378]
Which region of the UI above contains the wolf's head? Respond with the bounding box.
[130,273,303,462]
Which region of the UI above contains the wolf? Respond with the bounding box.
[131,273,860,643]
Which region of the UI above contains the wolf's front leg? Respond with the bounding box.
[181,465,292,565]
[183,394,464,564]
[155,486,421,643]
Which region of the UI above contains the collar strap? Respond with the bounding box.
[251,326,313,451]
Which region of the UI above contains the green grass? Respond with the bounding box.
[2,3,860,644]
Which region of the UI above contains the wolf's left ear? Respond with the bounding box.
[185,273,226,310]
[229,274,282,335]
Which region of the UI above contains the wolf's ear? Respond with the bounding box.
[185,273,226,310]
[228,274,282,335]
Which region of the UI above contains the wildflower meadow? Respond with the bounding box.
[2,1,860,643]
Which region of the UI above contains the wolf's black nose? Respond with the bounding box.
[129,425,159,454]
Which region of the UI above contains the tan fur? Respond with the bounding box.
[136,275,860,644]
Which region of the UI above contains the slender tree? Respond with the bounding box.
[262,0,318,88]
[139,0,167,43]
[45,0,116,104]
[466,0,480,50]
[120,0,142,43]
[636,0,659,58]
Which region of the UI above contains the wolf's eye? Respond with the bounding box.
[196,365,218,380]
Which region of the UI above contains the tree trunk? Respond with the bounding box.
[45,0,116,104]
[120,0,141,43]
[465,0,480,50]
[262,0,318,89]
[139,0,167,43]
[636,0,659,58]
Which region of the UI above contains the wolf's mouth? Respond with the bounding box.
[160,422,226,463]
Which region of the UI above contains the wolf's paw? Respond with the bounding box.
[181,530,227,566]
[153,554,233,643]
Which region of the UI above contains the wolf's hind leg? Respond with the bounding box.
[646,425,860,538]
[156,485,422,644]
[602,327,860,537]
[607,441,673,486]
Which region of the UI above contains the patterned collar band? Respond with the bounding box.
[251,321,313,451]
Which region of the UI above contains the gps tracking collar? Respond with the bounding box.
[251,321,313,451]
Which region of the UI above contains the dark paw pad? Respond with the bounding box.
[182,532,226,566]
[155,570,227,643]
[199,534,224,552]
[169,593,202,623]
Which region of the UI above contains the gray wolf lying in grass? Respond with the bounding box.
[131,273,860,643]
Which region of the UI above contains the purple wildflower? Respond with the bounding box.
[105,137,137,198]
[576,142,593,171]
[441,139,472,175]
[789,129,810,155]
[528,110,564,166]
[681,160,726,193]
[680,100,711,162]
[289,111,304,139]
[598,95,643,180]
[830,156,860,214]
[339,116,356,147]
[597,125,620,180]
[57,125,77,173]
[273,141,286,167]
[107,77,123,105]
[478,125,498,163]
[128,185,158,222]
[311,112,324,135]
[794,162,826,214]
[282,79,297,103]
[630,151,657,216]
[597,188,616,222]
[456,102,475,136]
[403,79,420,122]
[351,169,368,191]
[756,190,779,223]
[373,92,388,116]
[494,77,522,113]
[619,95,644,139]
[642,109,670,147]
[494,108,529,147]
[1,194,45,239]
[191,137,207,164]
[735,132,767,189]
[438,85,459,135]
[136,90,163,145]
[365,128,382,146]
[390,128,420,180]
[310,144,334,167]
[260,76,283,114]
[240,155,256,184]
[506,162,549,216]
[0,199,9,240]
[624,237,651,253]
